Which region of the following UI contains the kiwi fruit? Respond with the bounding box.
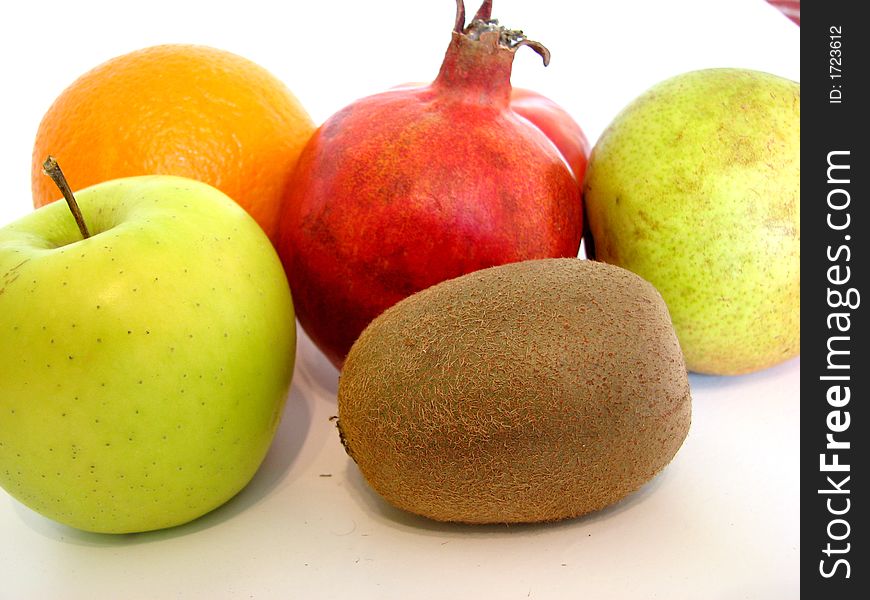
[337,258,691,524]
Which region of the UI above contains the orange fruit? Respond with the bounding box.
[32,44,314,242]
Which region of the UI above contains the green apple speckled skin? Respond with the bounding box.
[584,68,799,375]
[0,176,295,533]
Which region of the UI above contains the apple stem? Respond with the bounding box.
[42,156,91,240]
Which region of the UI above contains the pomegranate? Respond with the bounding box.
[510,87,591,184]
[278,0,584,369]
[388,81,589,183]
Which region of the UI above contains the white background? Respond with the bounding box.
[0,1,799,598]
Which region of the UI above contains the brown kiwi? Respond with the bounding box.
[337,258,691,524]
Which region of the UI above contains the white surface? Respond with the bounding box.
[0,1,799,598]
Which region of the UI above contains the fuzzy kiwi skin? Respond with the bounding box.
[338,258,691,524]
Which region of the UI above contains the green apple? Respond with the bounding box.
[584,68,799,375]
[0,174,295,533]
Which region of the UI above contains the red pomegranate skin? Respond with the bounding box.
[278,20,582,369]
[510,87,591,185]
[394,83,592,183]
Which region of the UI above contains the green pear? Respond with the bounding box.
[584,68,799,375]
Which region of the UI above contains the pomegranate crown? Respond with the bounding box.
[453,0,550,66]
